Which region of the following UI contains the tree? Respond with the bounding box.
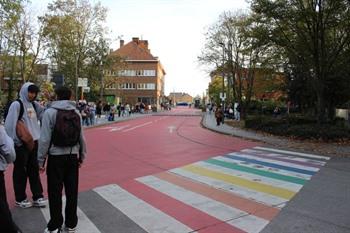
[199,11,267,119]
[14,3,46,83]
[250,0,350,123]
[0,0,24,102]
[40,0,110,101]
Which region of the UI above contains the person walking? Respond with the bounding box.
[38,86,87,233]
[4,82,47,208]
[0,125,22,233]
[215,105,224,126]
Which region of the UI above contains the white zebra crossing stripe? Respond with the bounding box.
[228,152,320,172]
[170,168,288,207]
[253,147,330,160]
[94,184,195,233]
[242,149,327,166]
[40,197,101,233]
[137,175,269,233]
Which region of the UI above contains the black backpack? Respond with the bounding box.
[51,109,81,147]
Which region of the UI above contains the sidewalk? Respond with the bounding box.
[202,112,350,233]
[84,112,151,128]
[202,112,350,157]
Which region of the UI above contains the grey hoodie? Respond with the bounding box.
[37,100,87,167]
[0,125,16,171]
[4,82,44,146]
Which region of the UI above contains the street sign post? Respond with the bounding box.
[220,92,226,100]
[78,78,88,87]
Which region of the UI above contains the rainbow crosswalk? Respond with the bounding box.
[19,147,330,233]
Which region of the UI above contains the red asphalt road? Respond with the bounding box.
[5,107,259,207]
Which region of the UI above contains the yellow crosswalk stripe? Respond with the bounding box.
[182,164,296,200]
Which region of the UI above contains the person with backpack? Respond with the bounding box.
[0,125,22,233]
[37,86,87,233]
[4,82,47,209]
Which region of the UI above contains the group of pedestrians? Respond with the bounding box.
[0,82,87,233]
[209,102,241,126]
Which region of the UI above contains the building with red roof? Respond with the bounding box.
[104,37,166,109]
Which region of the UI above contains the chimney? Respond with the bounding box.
[140,40,148,50]
[120,40,124,48]
[132,37,139,43]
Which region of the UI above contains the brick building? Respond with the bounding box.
[168,92,193,105]
[105,37,166,109]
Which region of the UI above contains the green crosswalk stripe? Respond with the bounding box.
[206,158,307,185]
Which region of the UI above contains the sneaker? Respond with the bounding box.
[43,228,61,233]
[33,198,47,207]
[15,199,32,208]
[63,226,76,233]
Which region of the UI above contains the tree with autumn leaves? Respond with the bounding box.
[200,1,350,124]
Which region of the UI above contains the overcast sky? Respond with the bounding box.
[31,0,249,97]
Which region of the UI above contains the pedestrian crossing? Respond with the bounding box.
[14,147,329,233]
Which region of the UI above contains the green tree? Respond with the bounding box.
[250,0,350,123]
[199,11,267,119]
[40,0,110,101]
[0,0,24,103]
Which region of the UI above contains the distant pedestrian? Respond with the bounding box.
[235,103,241,121]
[38,86,87,233]
[95,101,102,119]
[0,125,22,233]
[4,82,47,208]
[215,105,224,126]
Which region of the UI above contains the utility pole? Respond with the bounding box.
[219,42,226,111]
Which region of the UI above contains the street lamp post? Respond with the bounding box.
[99,60,104,100]
[219,42,226,123]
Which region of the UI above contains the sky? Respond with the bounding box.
[31,0,249,97]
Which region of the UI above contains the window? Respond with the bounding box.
[144,70,156,76]
[119,83,135,89]
[137,83,155,90]
[118,69,155,77]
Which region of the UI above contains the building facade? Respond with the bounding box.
[168,92,193,105]
[105,37,166,109]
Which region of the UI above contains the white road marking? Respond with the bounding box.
[254,147,330,160]
[122,121,153,132]
[94,184,194,233]
[168,126,176,133]
[40,197,101,233]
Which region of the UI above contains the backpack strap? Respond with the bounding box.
[16,99,24,121]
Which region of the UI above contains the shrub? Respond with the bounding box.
[245,115,350,141]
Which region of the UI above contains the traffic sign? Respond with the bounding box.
[78,78,88,87]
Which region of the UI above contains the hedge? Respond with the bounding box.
[245,115,350,142]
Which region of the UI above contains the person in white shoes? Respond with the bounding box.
[4,82,47,208]
[38,86,87,233]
